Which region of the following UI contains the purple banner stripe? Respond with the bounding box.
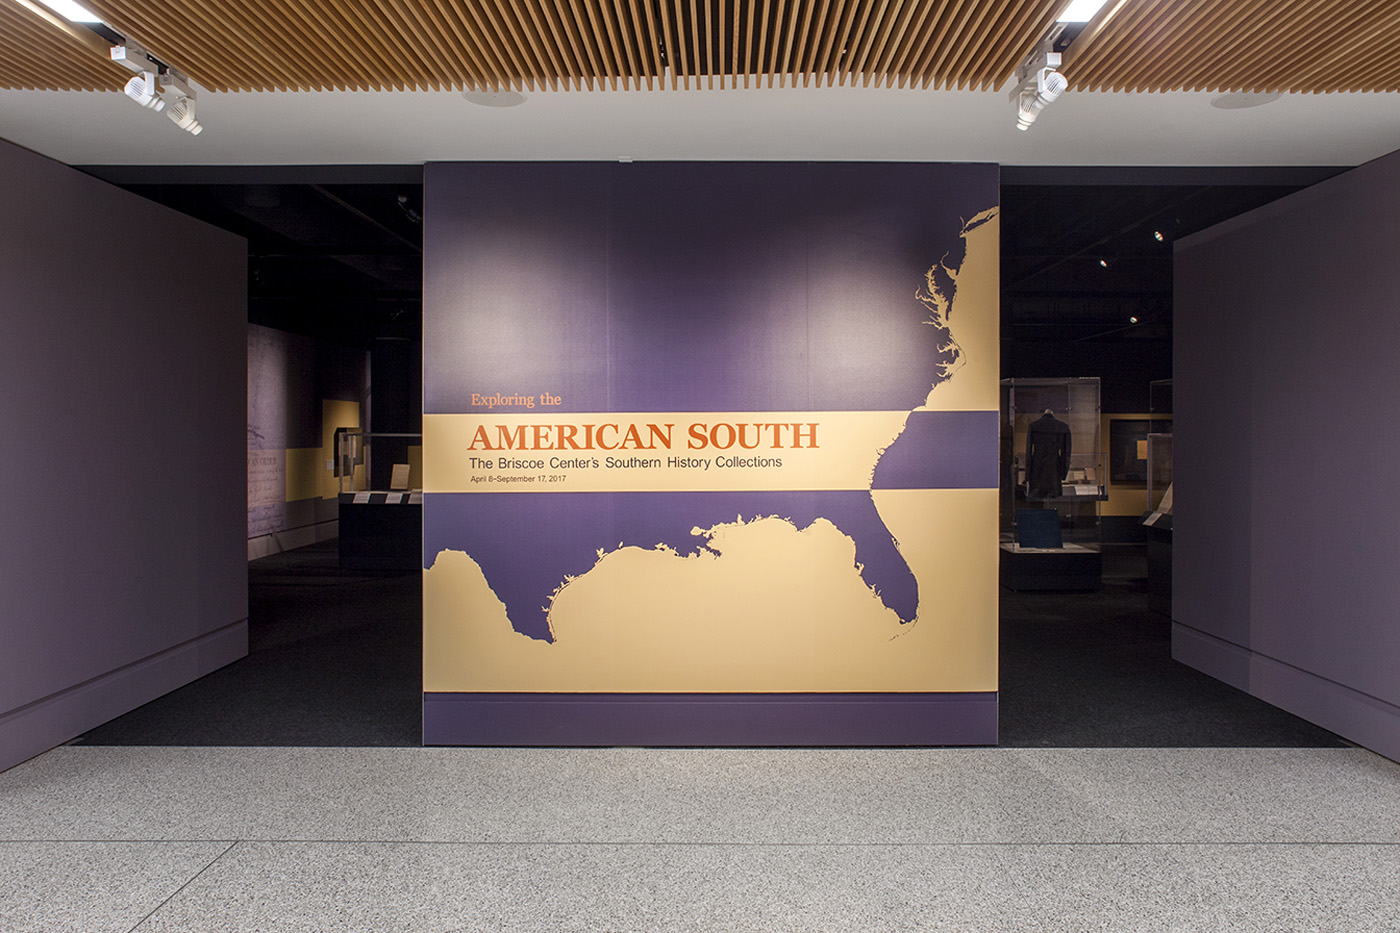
[871,410,999,489]
[422,692,998,746]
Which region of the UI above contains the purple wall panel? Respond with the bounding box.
[1174,148,1400,761]
[423,163,612,415]
[1172,231,1255,650]
[425,162,997,414]
[0,140,247,772]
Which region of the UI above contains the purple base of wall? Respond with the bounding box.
[422,692,997,746]
[1173,623,1400,764]
[1,620,247,773]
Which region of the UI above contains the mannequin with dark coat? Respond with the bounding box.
[1026,410,1072,499]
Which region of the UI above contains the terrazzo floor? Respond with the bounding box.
[3,744,1399,931]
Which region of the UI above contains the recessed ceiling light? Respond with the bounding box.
[1153,230,1165,242]
[463,90,527,108]
[32,0,102,22]
[1099,259,1109,268]
[1057,0,1110,23]
[1211,92,1282,110]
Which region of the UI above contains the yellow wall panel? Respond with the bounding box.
[285,447,323,502]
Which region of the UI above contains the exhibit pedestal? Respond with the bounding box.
[999,542,1102,591]
[338,493,421,571]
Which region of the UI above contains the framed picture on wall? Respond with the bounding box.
[1109,418,1171,485]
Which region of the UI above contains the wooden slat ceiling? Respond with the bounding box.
[2,0,1398,96]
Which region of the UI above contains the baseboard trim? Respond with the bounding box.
[0,620,248,773]
[423,692,998,747]
[1173,622,1400,763]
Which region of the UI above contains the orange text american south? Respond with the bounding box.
[464,422,820,451]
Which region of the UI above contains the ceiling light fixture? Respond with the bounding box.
[1035,0,1128,130]
[22,0,206,134]
[123,69,164,110]
[1012,44,1067,131]
[159,73,203,135]
[110,40,204,135]
[30,0,101,22]
[1057,0,1111,23]
[1153,230,1165,241]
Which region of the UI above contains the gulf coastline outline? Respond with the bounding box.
[427,207,997,647]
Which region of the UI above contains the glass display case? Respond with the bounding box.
[999,377,1104,590]
[336,430,423,571]
[1147,433,1173,515]
[336,430,422,496]
[1146,377,1173,514]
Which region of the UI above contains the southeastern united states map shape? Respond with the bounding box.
[420,488,916,642]
[424,207,1001,648]
[422,487,1001,694]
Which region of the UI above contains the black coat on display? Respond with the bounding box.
[1026,412,1072,499]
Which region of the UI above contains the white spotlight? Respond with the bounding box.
[123,70,165,110]
[110,40,205,135]
[1013,54,1067,130]
[151,72,202,134]
[165,95,203,135]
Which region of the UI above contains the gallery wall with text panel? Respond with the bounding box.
[422,162,1000,745]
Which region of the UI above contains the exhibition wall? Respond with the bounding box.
[0,138,248,773]
[1174,147,1400,762]
[247,324,370,559]
[422,162,1000,745]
